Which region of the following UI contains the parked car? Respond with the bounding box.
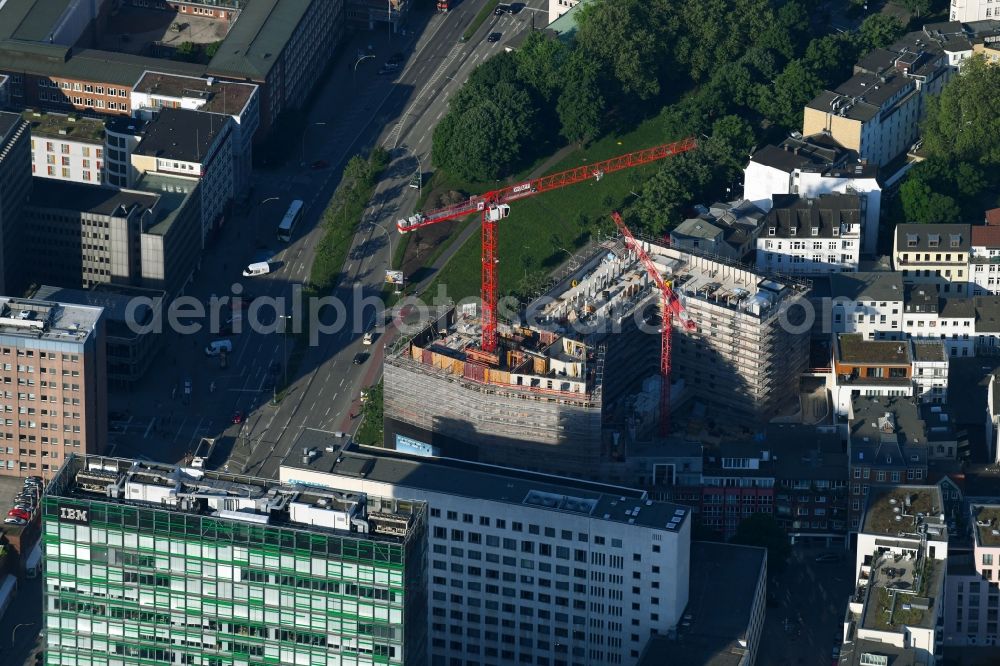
[232,411,244,425]
[309,160,329,170]
[387,52,404,65]
[8,509,30,520]
[815,553,844,563]
[487,32,502,43]
[363,332,373,345]
[378,64,399,76]
[4,517,26,526]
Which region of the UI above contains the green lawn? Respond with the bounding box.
[426,117,680,302]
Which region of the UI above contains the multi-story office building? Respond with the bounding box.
[637,542,766,666]
[840,485,948,664]
[894,224,972,296]
[33,284,164,386]
[281,432,693,666]
[0,111,30,294]
[0,297,106,478]
[22,176,202,297]
[803,30,953,167]
[903,284,976,357]
[743,134,882,253]
[23,110,105,185]
[942,503,1000,647]
[811,271,904,340]
[951,0,999,22]
[43,454,428,666]
[103,117,148,189]
[700,440,775,541]
[669,199,765,262]
[132,108,233,245]
[131,72,259,197]
[755,193,862,275]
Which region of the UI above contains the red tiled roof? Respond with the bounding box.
[986,208,1000,227]
[972,224,1000,248]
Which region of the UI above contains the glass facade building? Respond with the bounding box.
[42,455,427,666]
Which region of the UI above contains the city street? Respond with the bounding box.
[758,545,855,665]
[110,1,548,477]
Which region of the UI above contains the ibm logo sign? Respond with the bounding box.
[58,506,89,525]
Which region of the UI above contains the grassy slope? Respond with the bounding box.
[426,117,674,302]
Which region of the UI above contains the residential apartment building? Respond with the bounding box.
[23,111,105,185]
[131,108,233,245]
[131,72,259,197]
[771,425,849,546]
[755,193,862,275]
[281,431,692,666]
[811,271,904,340]
[743,133,882,253]
[0,297,106,479]
[669,199,765,262]
[0,111,30,294]
[893,224,972,296]
[637,542,766,666]
[988,371,1000,464]
[803,30,953,167]
[903,284,976,357]
[942,503,1000,647]
[700,440,775,541]
[43,454,428,665]
[840,485,948,665]
[951,0,999,22]
[847,397,938,530]
[22,176,202,297]
[548,0,581,24]
[970,210,1000,295]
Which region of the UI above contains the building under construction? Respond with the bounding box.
[383,239,811,477]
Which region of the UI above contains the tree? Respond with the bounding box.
[703,115,756,172]
[859,14,905,51]
[515,31,567,103]
[629,152,713,235]
[898,0,932,17]
[756,59,823,131]
[921,55,1000,168]
[803,34,858,83]
[432,103,520,181]
[731,513,792,574]
[557,50,605,144]
[900,178,962,224]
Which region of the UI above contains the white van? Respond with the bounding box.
[205,339,233,356]
[242,262,270,277]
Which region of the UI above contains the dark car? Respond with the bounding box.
[378,64,399,76]
[309,160,329,170]
[353,352,369,365]
[232,411,244,425]
[487,32,502,43]
[815,553,844,563]
[387,52,404,65]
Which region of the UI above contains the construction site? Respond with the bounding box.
[383,238,812,479]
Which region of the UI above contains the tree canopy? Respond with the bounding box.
[921,55,1000,167]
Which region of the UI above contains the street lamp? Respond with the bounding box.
[280,314,291,397]
[353,53,376,86]
[254,196,281,240]
[11,623,33,650]
[400,144,423,194]
[300,122,327,167]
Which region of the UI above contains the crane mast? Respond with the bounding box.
[396,137,697,355]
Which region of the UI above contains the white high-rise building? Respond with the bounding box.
[282,430,692,666]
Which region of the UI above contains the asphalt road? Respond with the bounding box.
[110,2,546,477]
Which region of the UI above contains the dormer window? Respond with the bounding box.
[950,234,961,248]
[790,227,797,236]
[928,234,940,248]
[768,227,775,236]
[907,234,918,248]
[833,227,840,237]
[811,226,819,237]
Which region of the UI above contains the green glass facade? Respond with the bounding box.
[42,457,427,666]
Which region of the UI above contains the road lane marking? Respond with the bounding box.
[144,419,155,439]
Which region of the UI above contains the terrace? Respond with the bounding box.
[862,555,940,632]
[863,487,943,536]
[972,505,1000,547]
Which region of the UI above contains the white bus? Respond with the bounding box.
[276,199,304,242]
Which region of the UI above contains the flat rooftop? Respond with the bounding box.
[206,0,318,80]
[912,341,946,363]
[133,71,256,117]
[26,178,159,217]
[837,333,910,365]
[819,271,904,302]
[638,542,765,666]
[861,485,946,537]
[972,505,1000,548]
[134,107,229,163]
[0,297,102,344]
[283,430,691,533]
[850,395,954,449]
[132,173,198,236]
[0,110,21,140]
[860,549,943,633]
[32,284,163,333]
[48,454,423,543]
[21,110,104,143]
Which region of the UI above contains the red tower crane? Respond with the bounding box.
[396,137,696,355]
[610,212,695,436]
